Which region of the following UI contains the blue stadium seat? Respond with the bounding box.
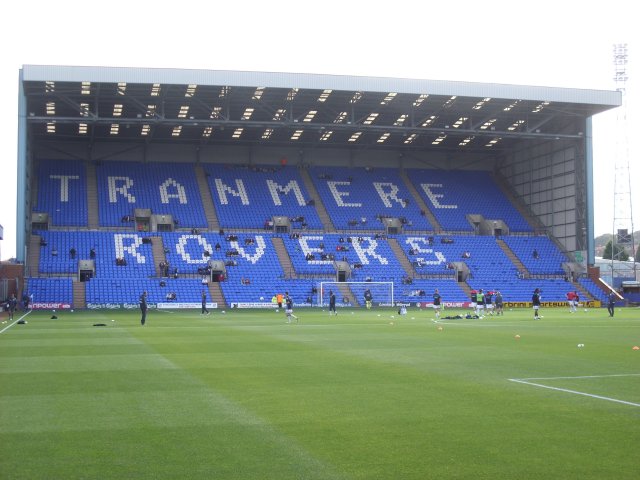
[96,161,207,228]
[308,166,432,231]
[404,169,532,232]
[30,163,597,307]
[203,164,322,229]
[36,160,88,226]
[501,236,567,275]
[26,277,73,305]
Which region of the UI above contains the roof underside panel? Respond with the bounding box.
[22,65,620,152]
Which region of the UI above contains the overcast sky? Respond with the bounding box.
[0,0,637,260]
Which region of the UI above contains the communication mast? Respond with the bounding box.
[611,43,637,285]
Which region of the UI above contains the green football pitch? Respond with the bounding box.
[2,306,639,480]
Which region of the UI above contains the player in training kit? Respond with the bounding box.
[329,290,337,316]
[485,290,494,315]
[475,289,485,317]
[140,291,148,325]
[201,290,210,315]
[364,289,373,309]
[8,294,18,321]
[470,290,477,313]
[432,289,442,318]
[607,290,616,317]
[532,288,541,320]
[494,291,504,316]
[566,291,577,313]
[285,292,298,323]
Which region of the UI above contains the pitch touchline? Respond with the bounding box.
[516,373,640,381]
[0,311,32,334]
[508,377,640,408]
[435,322,638,328]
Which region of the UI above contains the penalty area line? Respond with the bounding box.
[508,378,640,408]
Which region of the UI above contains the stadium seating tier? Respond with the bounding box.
[28,161,607,308]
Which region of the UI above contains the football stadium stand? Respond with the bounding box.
[26,161,605,309]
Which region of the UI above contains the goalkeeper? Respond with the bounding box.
[329,290,337,316]
[364,288,373,309]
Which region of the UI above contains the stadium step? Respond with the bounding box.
[208,282,227,308]
[298,168,336,232]
[72,279,86,309]
[398,169,442,233]
[271,237,297,279]
[86,162,99,229]
[496,238,531,278]
[336,283,360,307]
[457,281,472,298]
[387,238,419,278]
[194,164,220,231]
[150,236,167,277]
[28,234,41,277]
[571,281,594,302]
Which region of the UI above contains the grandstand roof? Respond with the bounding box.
[22,65,621,153]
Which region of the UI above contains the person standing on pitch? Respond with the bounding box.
[485,290,494,315]
[432,289,442,318]
[201,290,210,315]
[276,292,284,310]
[566,291,577,313]
[285,292,298,323]
[475,289,485,317]
[532,288,541,320]
[470,290,477,314]
[364,288,373,309]
[329,289,337,316]
[8,294,17,321]
[607,290,616,317]
[140,291,148,325]
[494,291,504,315]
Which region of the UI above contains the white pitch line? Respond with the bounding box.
[0,311,32,334]
[156,309,176,314]
[518,373,640,381]
[508,378,640,408]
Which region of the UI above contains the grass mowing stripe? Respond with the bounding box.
[129,326,349,480]
[3,314,348,480]
[3,308,640,479]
